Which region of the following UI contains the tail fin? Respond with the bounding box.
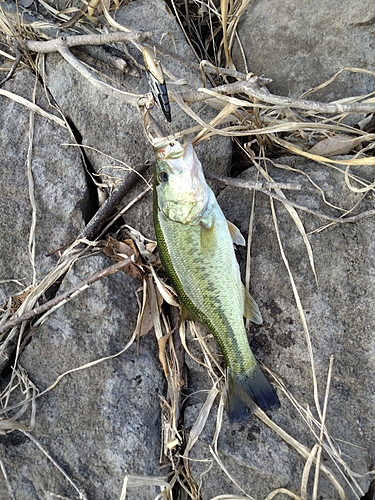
[226,365,280,423]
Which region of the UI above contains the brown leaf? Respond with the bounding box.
[158,330,173,377]
[308,134,364,157]
[103,236,142,280]
[103,235,134,260]
[138,286,164,337]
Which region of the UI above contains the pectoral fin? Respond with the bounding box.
[244,286,263,324]
[227,220,246,246]
[200,216,216,254]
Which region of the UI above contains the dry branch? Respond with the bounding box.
[205,171,302,191]
[24,31,150,54]
[20,30,375,116]
[79,162,151,241]
[0,257,132,336]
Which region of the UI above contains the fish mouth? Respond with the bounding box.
[153,138,185,161]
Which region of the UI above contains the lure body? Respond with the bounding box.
[153,138,279,422]
[142,46,171,123]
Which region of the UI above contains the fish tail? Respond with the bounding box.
[226,365,280,423]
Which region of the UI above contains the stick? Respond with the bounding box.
[205,170,302,191]
[206,170,375,223]
[0,257,132,335]
[24,31,150,54]
[79,162,151,241]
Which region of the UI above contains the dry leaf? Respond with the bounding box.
[308,134,364,157]
[157,330,173,376]
[103,236,142,280]
[138,285,164,337]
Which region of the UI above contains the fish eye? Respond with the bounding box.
[169,142,175,147]
[158,170,169,183]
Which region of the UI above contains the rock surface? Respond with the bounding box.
[0,0,375,499]
[0,70,90,297]
[233,0,375,101]
[4,254,165,500]
[184,158,375,499]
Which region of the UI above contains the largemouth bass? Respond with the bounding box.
[153,137,279,422]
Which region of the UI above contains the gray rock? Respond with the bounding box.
[2,254,165,500]
[233,0,375,101]
[0,68,89,297]
[182,158,375,499]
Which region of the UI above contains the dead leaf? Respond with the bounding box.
[158,330,173,377]
[308,134,364,157]
[103,236,142,280]
[150,265,179,307]
[138,284,164,337]
[146,241,157,253]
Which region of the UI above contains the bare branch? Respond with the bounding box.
[205,170,302,191]
[206,171,375,223]
[0,257,133,336]
[55,44,141,106]
[24,31,150,54]
[79,162,151,241]
[179,77,375,115]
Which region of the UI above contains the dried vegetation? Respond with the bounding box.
[0,0,375,499]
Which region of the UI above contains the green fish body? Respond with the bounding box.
[153,138,279,422]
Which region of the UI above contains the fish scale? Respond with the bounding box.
[153,138,280,422]
[157,210,249,374]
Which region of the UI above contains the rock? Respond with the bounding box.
[181,158,375,499]
[0,68,89,298]
[1,254,165,500]
[233,0,375,101]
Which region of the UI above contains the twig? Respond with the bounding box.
[206,170,375,223]
[79,162,151,241]
[0,39,21,87]
[205,170,302,191]
[0,257,132,335]
[24,31,150,54]
[58,6,87,29]
[22,431,88,500]
[179,77,375,114]
[56,44,141,105]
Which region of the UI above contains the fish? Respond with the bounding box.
[153,137,280,422]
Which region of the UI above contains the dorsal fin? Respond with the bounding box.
[227,220,245,246]
[243,286,263,324]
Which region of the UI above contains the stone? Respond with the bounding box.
[181,157,375,499]
[233,0,375,101]
[0,68,89,298]
[2,254,165,500]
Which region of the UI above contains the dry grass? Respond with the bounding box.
[0,0,375,499]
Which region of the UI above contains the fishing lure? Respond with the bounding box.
[142,46,171,123]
